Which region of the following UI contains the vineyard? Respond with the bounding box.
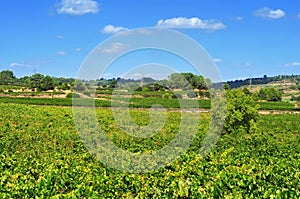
[0,103,299,198]
[0,96,299,111]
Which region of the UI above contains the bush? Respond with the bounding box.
[254,87,282,102]
[162,93,171,99]
[171,93,182,99]
[66,93,80,98]
[187,90,197,98]
[223,89,259,134]
[291,94,300,101]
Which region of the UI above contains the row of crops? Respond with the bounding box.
[0,96,298,111]
[0,103,299,198]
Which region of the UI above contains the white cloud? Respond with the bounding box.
[254,7,285,19]
[8,60,52,68]
[213,58,222,63]
[9,62,30,67]
[75,48,82,52]
[101,25,129,34]
[57,0,99,15]
[9,62,35,68]
[234,16,243,21]
[285,62,300,67]
[99,43,128,54]
[56,51,66,55]
[56,35,64,39]
[156,17,226,30]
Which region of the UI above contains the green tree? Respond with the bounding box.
[265,88,282,102]
[223,89,259,134]
[223,83,231,90]
[257,88,267,100]
[187,90,197,98]
[255,87,282,102]
[168,73,191,90]
[242,87,251,95]
[40,76,55,91]
[0,70,16,85]
[181,73,207,90]
[73,80,86,92]
[57,82,70,90]
[29,73,44,91]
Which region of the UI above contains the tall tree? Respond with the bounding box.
[40,76,55,91]
[0,70,16,85]
[29,73,44,91]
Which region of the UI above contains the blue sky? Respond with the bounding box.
[1,0,300,81]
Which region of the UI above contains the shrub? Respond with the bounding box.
[291,94,300,102]
[162,93,171,99]
[66,93,80,98]
[187,90,197,98]
[223,89,259,134]
[171,93,182,99]
[254,87,282,102]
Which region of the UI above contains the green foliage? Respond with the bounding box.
[254,87,282,102]
[162,93,172,99]
[168,73,191,89]
[187,90,197,98]
[167,73,208,90]
[57,82,70,90]
[254,101,296,110]
[291,94,300,101]
[223,83,231,90]
[171,93,183,99]
[0,70,16,85]
[66,93,80,98]
[73,80,86,92]
[199,90,210,99]
[40,76,55,91]
[0,104,299,198]
[242,87,251,95]
[223,89,259,134]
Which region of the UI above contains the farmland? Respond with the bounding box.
[0,103,299,198]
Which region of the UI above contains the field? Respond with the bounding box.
[0,96,299,111]
[0,103,299,198]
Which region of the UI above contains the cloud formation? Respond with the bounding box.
[56,51,66,55]
[57,0,99,15]
[253,7,285,19]
[285,62,300,67]
[56,35,64,39]
[156,17,226,30]
[9,62,31,67]
[234,16,243,21]
[101,25,129,34]
[99,43,128,54]
[213,58,222,63]
[8,61,51,68]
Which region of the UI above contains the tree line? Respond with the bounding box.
[0,70,210,91]
[0,70,74,91]
[226,74,300,88]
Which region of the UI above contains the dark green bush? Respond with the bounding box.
[66,93,80,98]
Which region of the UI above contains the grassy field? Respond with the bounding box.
[0,103,299,198]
